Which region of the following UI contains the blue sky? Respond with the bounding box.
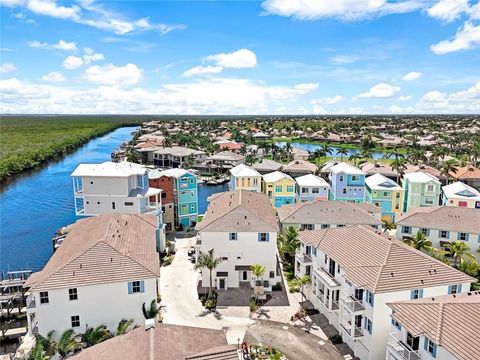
[0,0,479,114]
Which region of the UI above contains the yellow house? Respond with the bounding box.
[261,171,296,208]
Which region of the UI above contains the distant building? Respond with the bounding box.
[442,181,480,208]
[295,174,330,202]
[229,164,262,192]
[365,173,404,222]
[261,171,296,208]
[402,172,441,212]
[251,159,283,174]
[207,151,244,170]
[71,161,161,217]
[328,162,366,203]
[282,159,317,178]
[153,147,206,168]
[360,162,399,182]
[450,165,480,189]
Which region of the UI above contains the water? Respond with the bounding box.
[275,142,388,160]
[198,183,228,214]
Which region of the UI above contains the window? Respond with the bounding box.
[458,232,468,241]
[352,175,359,182]
[407,332,420,351]
[161,192,166,198]
[339,175,344,181]
[439,230,449,239]
[342,188,347,194]
[258,233,269,242]
[402,226,412,234]
[424,197,434,205]
[189,178,194,184]
[301,187,308,194]
[424,337,437,358]
[324,254,328,264]
[124,202,134,206]
[312,248,317,257]
[448,284,461,294]
[128,280,144,294]
[275,185,282,193]
[321,224,329,229]
[383,192,388,197]
[366,290,374,306]
[190,204,195,210]
[410,289,423,299]
[391,319,401,330]
[312,188,319,194]
[69,288,78,301]
[111,202,116,210]
[302,224,314,230]
[287,185,295,192]
[269,271,275,278]
[420,228,430,236]
[427,184,434,192]
[39,291,49,304]
[71,315,80,328]
[229,233,237,241]
[364,318,373,334]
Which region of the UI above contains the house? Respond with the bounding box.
[402,172,441,212]
[206,151,245,171]
[365,174,404,222]
[319,160,338,181]
[386,292,480,360]
[153,147,206,169]
[215,140,243,152]
[395,206,480,261]
[277,200,382,232]
[450,165,480,189]
[328,162,366,203]
[71,161,161,216]
[251,159,282,174]
[360,162,399,182]
[229,164,262,192]
[282,159,317,178]
[442,181,480,208]
[159,168,198,228]
[292,148,310,161]
[24,214,163,339]
[261,171,296,208]
[195,190,280,291]
[148,169,176,232]
[72,322,237,360]
[252,132,270,140]
[404,164,448,186]
[295,226,474,360]
[295,174,330,202]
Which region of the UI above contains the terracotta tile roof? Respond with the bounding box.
[298,226,474,293]
[388,292,480,360]
[282,159,317,173]
[277,200,382,226]
[72,323,231,360]
[404,164,447,180]
[195,190,279,232]
[450,165,480,180]
[361,162,398,178]
[251,159,283,172]
[25,214,160,291]
[396,206,480,234]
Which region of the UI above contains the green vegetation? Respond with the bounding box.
[0,116,147,181]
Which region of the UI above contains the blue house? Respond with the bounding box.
[328,162,366,203]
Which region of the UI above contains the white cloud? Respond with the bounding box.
[329,55,359,64]
[430,21,480,54]
[311,94,342,105]
[261,0,423,21]
[27,0,81,20]
[83,52,105,64]
[356,82,401,98]
[82,63,143,86]
[470,2,480,20]
[294,83,319,92]
[0,62,16,73]
[28,39,77,51]
[63,55,83,70]
[205,49,257,69]
[402,71,422,81]
[449,80,480,100]
[182,65,224,77]
[41,71,66,83]
[427,0,470,23]
[398,95,413,101]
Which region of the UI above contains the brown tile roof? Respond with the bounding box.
[298,226,474,293]
[396,206,480,234]
[25,214,160,291]
[251,159,283,173]
[360,162,398,178]
[388,292,480,360]
[450,165,480,180]
[72,323,232,360]
[282,159,317,173]
[277,200,382,226]
[196,190,279,232]
[404,164,447,180]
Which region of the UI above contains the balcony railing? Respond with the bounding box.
[340,321,364,338]
[295,250,312,264]
[340,290,365,313]
[387,333,422,360]
[26,295,36,309]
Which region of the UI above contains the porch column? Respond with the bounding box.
[27,313,32,335]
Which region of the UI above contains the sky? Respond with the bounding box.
[0,0,479,115]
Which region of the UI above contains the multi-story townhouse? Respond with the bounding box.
[206,151,245,171]
[195,190,280,291]
[328,162,366,203]
[277,200,382,232]
[148,169,175,232]
[365,174,404,222]
[282,159,317,178]
[261,171,296,208]
[153,146,206,169]
[449,165,480,189]
[402,172,441,212]
[386,292,480,360]
[160,168,198,229]
[295,226,473,360]
[361,162,399,182]
[229,164,262,192]
[295,174,330,202]
[395,206,480,261]
[24,214,163,339]
[441,181,480,208]
[71,161,161,216]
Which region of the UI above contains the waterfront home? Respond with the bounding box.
[449,165,480,189]
[295,174,330,202]
[365,174,404,222]
[206,151,245,172]
[261,171,296,208]
[229,164,262,192]
[295,226,473,360]
[402,172,441,212]
[277,200,381,232]
[386,292,480,360]
[442,181,480,208]
[328,162,366,203]
[395,206,480,261]
[72,323,236,360]
[24,214,163,340]
[282,159,317,178]
[195,190,280,291]
[148,169,176,232]
[251,159,282,174]
[252,131,270,140]
[360,162,399,182]
[159,168,198,229]
[214,139,242,152]
[153,146,206,168]
[71,161,161,216]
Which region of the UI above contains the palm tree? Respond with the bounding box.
[162,136,173,148]
[391,157,407,184]
[116,318,135,336]
[320,144,333,163]
[250,264,266,301]
[444,241,475,268]
[82,324,112,348]
[441,159,458,185]
[31,331,57,360]
[296,275,311,302]
[382,220,395,233]
[285,142,293,161]
[349,153,361,166]
[194,249,224,299]
[142,299,160,320]
[336,148,348,162]
[57,329,81,358]
[278,226,300,265]
[458,259,479,278]
[29,341,49,360]
[403,231,432,252]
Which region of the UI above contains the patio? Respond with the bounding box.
[215,282,290,307]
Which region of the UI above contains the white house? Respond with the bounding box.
[24,213,162,340]
[195,190,280,291]
[386,291,480,360]
[295,174,330,202]
[295,226,474,360]
[229,164,262,192]
[395,206,480,261]
[442,181,480,209]
[71,161,161,216]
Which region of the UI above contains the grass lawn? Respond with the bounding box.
[0,115,149,181]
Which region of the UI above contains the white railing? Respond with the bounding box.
[26,295,36,309]
[340,289,365,312]
[387,333,422,360]
[295,249,312,263]
[340,321,364,338]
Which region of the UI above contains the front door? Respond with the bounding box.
[219,278,226,290]
[243,271,248,281]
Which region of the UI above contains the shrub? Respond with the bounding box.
[162,255,174,266]
[249,299,258,312]
[287,279,300,292]
[204,298,216,310]
[329,334,343,344]
[271,282,282,291]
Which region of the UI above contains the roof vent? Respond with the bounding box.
[145,318,156,331]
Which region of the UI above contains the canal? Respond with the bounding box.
[275,142,388,159]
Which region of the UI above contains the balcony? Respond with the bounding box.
[340,290,365,313]
[340,321,364,338]
[387,333,422,360]
[295,250,312,264]
[26,295,36,309]
[316,268,341,288]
